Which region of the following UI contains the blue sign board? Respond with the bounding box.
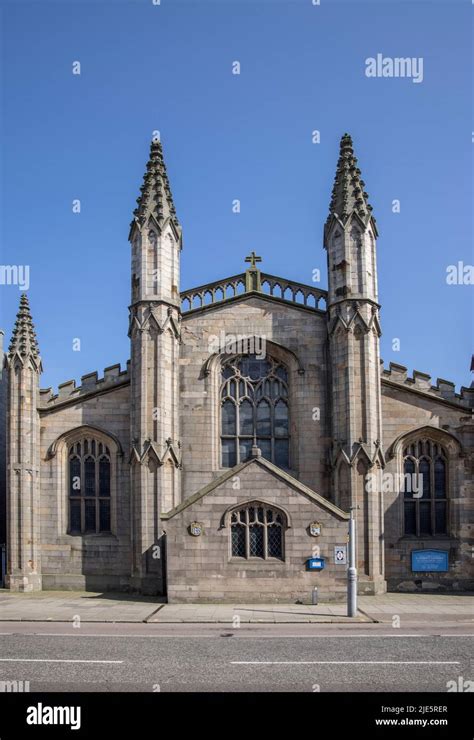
[307,557,325,571]
[411,549,449,573]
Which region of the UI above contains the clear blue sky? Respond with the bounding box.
[1,0,472,391]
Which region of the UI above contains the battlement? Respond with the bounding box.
[39,361,130,408]
[381,361,474,408]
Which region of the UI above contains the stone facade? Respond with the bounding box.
[381,372,474,592]
[1,134,472,600]
[165,458,349,603]
[0,332,6,551]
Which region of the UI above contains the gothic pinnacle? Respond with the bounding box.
[8,293,41,364]
[326,133,377,235]
[130,137,181,238]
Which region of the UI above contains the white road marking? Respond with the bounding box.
[0,632,471,638]
[231,661,460,665]
[0,658,123,664]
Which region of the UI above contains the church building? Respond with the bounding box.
[1,134,472,601]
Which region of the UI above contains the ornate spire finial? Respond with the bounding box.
[8,293,41,365]
[326,133,377,234]
[130,137,181,238]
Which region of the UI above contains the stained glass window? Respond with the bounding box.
[68,439,112,534]
[403,439,447,536]
[230,504,285,560]
[221,354,290,467]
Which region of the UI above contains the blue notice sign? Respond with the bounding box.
[411,549,449,573]
[307,557,325,571]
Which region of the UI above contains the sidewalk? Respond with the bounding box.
[0,590,162,623]
[358,592,474,626]
[0,590,472,624]
[147,603,371,623]
[0,591,368,623]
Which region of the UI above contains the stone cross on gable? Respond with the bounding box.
[245,251,262,270]
[244,251,262,292]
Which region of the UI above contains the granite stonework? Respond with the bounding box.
[381,379,474,592]
[1,135,472,600]
[165,457,349,603]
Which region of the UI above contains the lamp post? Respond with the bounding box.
[347,506,358,617]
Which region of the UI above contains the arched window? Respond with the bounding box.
[220,354,289,468]
[230,504,285,560]
[68,439,111,534]
[403,439,448,536]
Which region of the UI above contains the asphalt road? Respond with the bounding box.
[0,622,471,692]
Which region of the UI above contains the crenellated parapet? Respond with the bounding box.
[39,361,130,409]
[381,361,474,408]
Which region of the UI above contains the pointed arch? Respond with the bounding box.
[219,354,290,468]
[387,425,463,461]
[388,425,462,539]
[221,498,292,529]
[202,338,305,472]
[47,424,123,460]
[222,500,290,561]
[201,336,305,378]
[46,425,123,537]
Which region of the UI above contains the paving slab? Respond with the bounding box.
[0,590,164,623]
[0,590,472,625]
[358,593,474,626]
[147,603,370,623]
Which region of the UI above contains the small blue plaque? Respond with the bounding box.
[411,549,449,573]
[307,557,325,571]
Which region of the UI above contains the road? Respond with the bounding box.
[0,622,471,692]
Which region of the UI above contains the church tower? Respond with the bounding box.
[128,138,182,593]
[4,295,42,591]
[325,134,385,594]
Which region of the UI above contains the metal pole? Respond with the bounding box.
[347,507,357,617]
